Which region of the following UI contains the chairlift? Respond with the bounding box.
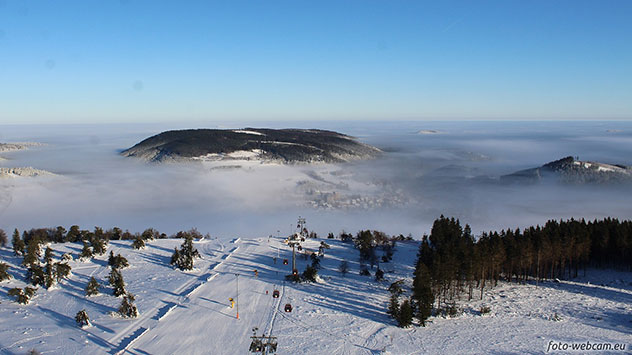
[249,339,263,353]
[283,259,288,265]
[284,303,293,312]
[297,245,302,251]
[273,290,280,298]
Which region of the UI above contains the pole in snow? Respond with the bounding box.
[236,273,240,320]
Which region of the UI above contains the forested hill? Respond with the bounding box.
[121,128,381,163]
[501,156,632,184]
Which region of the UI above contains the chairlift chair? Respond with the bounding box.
[284,303,293,312]
[273,290,280,298]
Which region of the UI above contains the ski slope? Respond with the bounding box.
[0,236,630,354]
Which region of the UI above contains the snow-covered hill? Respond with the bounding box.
[0,237,630,354]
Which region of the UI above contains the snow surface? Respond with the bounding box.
[1,238,630,354]
[233,130,266,136]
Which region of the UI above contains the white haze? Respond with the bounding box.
[0,121,631,239]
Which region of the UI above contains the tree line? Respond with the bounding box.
[407,215,632,326]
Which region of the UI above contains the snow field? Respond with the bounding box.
[0,237,630,354]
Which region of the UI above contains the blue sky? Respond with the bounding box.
[1,0,631,124]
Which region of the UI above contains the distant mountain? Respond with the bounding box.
[0,167,55,178]
[121,128,381,163]
[501,156,632,184]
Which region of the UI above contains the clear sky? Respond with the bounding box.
[1,0,631,124]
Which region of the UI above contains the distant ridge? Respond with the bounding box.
[121,128,381,163]
[501,156,632,184]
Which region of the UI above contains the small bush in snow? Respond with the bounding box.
[480,305,491,315]
[61,253,73,262]
[75,309,91,327]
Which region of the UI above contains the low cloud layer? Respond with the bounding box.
[1,121,631,239]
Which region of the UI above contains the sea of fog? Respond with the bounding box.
[1,120,631,239]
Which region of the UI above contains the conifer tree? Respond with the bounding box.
[109,268,126,297]
[108,251,115,266]
[86,276,100,296]
[8,287,37,304]
[387,280,404,320]
[118,293,139,318]
[22,238,41,267]
[388,293,400,319]
[170,248,181,266]
[132,236,145,249]
[27,265,45,287]
[80,242,93,260]
[0,262,12,282]
[12,229,25,256]
[54,262,71,282]
[170,235,199,270]
[302,265,318,282]
[412,262,434,326]
[75,309,91,327]
[109,254,129,269]
[375,268,384,281]
[0,228,7,247]
[44,247,55,289]
[91,235,107,256]
[397,299,413,328]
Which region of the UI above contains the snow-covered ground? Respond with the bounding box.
[1,237,630,354]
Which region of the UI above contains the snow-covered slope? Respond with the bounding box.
[0,237,630,354]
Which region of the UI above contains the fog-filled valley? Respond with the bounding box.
[1,120,631,238]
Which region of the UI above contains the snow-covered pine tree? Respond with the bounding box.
[397,299,413,328]
[75,309,91,327]
[108,251,115,266]
[412,256,434,326]
[388,293,400,319]
[80,242,93,260]
[170,248,181,266]
[171,235,199,270]
[44,247,55,289]
[8,287,37,304]
[91,236,107,255]
[86,276,100,296]
[27,265,45,287]
[12,229,25,256]
[375,267,384,281]
[54,262,71,282]
[387,280,404,321]
[109,268,126,297]
[0,262,12,282]
[132,236,145,249]
[302,265,318,282]
[22,238,41,267]
[118,293,139,318]
[111,254,129,269]
[0,229,7,247]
